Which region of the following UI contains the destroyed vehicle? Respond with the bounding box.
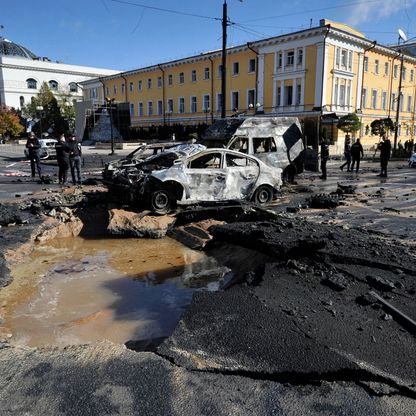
[200,117,304,183]
[409,152,416,168]
[24,138,58,160]
[104,146,282,214]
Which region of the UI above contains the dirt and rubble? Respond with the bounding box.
[0,164,415,415]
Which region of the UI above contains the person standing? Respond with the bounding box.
[339,137,351,172]
[25,132,42,179]
[350,138,364,173]
[55,134,70,185]
[377,135,391,177]
[319,140,330,180]
[67,135,82,185]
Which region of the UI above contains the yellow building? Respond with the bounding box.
[79,19,416,154]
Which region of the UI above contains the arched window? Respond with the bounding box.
[26,78,37,89]
[49,80,58,90]
[19,96,25,107]
[69,82,78,93]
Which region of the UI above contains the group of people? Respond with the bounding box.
[319,135,392,180]
[25,132,82,185]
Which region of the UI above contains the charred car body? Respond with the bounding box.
[104,144,282,213]
[200,117,304,182]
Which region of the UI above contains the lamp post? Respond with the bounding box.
[204,107,210,124]
[36,105,43,137]
[105,97,116,155]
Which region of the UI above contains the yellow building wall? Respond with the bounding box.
[304,45,317,110]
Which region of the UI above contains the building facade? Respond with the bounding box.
[81,20,416,153]
[0,37,119,110]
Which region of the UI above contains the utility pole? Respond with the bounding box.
[393,53,404,152]
[221,0,227,119]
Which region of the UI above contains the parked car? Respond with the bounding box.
[200,117,304,183]
[24,138,58,160]
[103,144,282,213]
[409,152,416,167]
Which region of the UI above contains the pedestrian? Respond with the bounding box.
[319,140,329,180]
[339,137,351,172]
[55,134,70,185]
[377,134,391,177]
[25,132,42,179]
[67,135,82,185]
[350,138,364,173]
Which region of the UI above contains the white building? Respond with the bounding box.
[0,36,119,110]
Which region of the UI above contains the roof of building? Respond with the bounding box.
[0,37,37,59]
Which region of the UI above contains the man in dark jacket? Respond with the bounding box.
[55,134,70,184]
[350,138,364,173]
[67,135,82,185]
[339,137,351,172]
[25,132,42,178]
[377,135,391,177]
[319,140,330,180]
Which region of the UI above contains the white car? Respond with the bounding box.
[24,138,58,160]
[409,153,416,168]
[104,146,282,213]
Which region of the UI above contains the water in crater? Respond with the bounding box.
[0,236,231,348]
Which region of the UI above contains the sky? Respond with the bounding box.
[2,0,416,71]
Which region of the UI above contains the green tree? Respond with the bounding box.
[370,117,394,137]
[337,113,362,138]
[0,106,24,139]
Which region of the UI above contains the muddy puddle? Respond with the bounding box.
[0,237,231,347]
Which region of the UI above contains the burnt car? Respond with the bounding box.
[103,144,282,214]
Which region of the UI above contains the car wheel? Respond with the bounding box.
[149,189,173,214]
[252,185,273,205]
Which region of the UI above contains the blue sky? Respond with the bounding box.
[2,0,416,71]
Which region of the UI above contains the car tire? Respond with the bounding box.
[149,189,174,214]
[252,185,273,205]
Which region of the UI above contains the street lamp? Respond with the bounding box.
[36,105,44,137]
[105,97,116,155]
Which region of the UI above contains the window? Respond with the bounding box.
[157,76,162,88]
[217,93,222,112]
[411,69,414,82]
[179,97,185,113]
[204,67,210,80]
[407,95,412,112]
[402,67,406,81]
[229,137,249,153]
[381,91,387,110]
[231,91,239,111]
[362,88,367,108]
[232,62,239,75]
[168,74,173,86]
[179,72,184,84]
[167,98,174,113]
[226,153,255,167]
[374,60,379,74]
[297,50,303,66]
[147,78,152,89]
[191,70,197,82]
[190,96,197,113]
[203,94,210,111]
[218,64,223,78]
[129,82,133,92]
[285,85,293,106]
[335,48,340,67]
[278,52,282,68]
[276,87,281,107]
[391,93,396,111]
[371,89,378,109]
[384,62,389,76]
[341,50,347,68]
[26,78,37,89]
[296,84,302,105]
[49,80,58,90]
[394,65,398,78]
[157,100,163,115]
[106,87,109,96]
[138,80,142,91]
[334,79,339,106]
[363,57,368,72]
[253,137,277,153]
[247,89,255,107]
[340,84,346,106]
[121,83,125,94]
[138,102,143,116]
[348,51,353,71]
[19,96,24,107]
[286,51,294,66]
[147,101,153,116]
[69,82,78,93]
[188,153,222,169]
[113,85,117,94]
[130,103,134,116]
[248,58,256,73]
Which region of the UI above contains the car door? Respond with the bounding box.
[223,152,260,199]
[185,152,227,201]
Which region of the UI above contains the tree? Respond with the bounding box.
[370,117,394,137]
[337,113,361,138]
[0,106,24,139]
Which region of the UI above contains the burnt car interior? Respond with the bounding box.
[187,153,222,169]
